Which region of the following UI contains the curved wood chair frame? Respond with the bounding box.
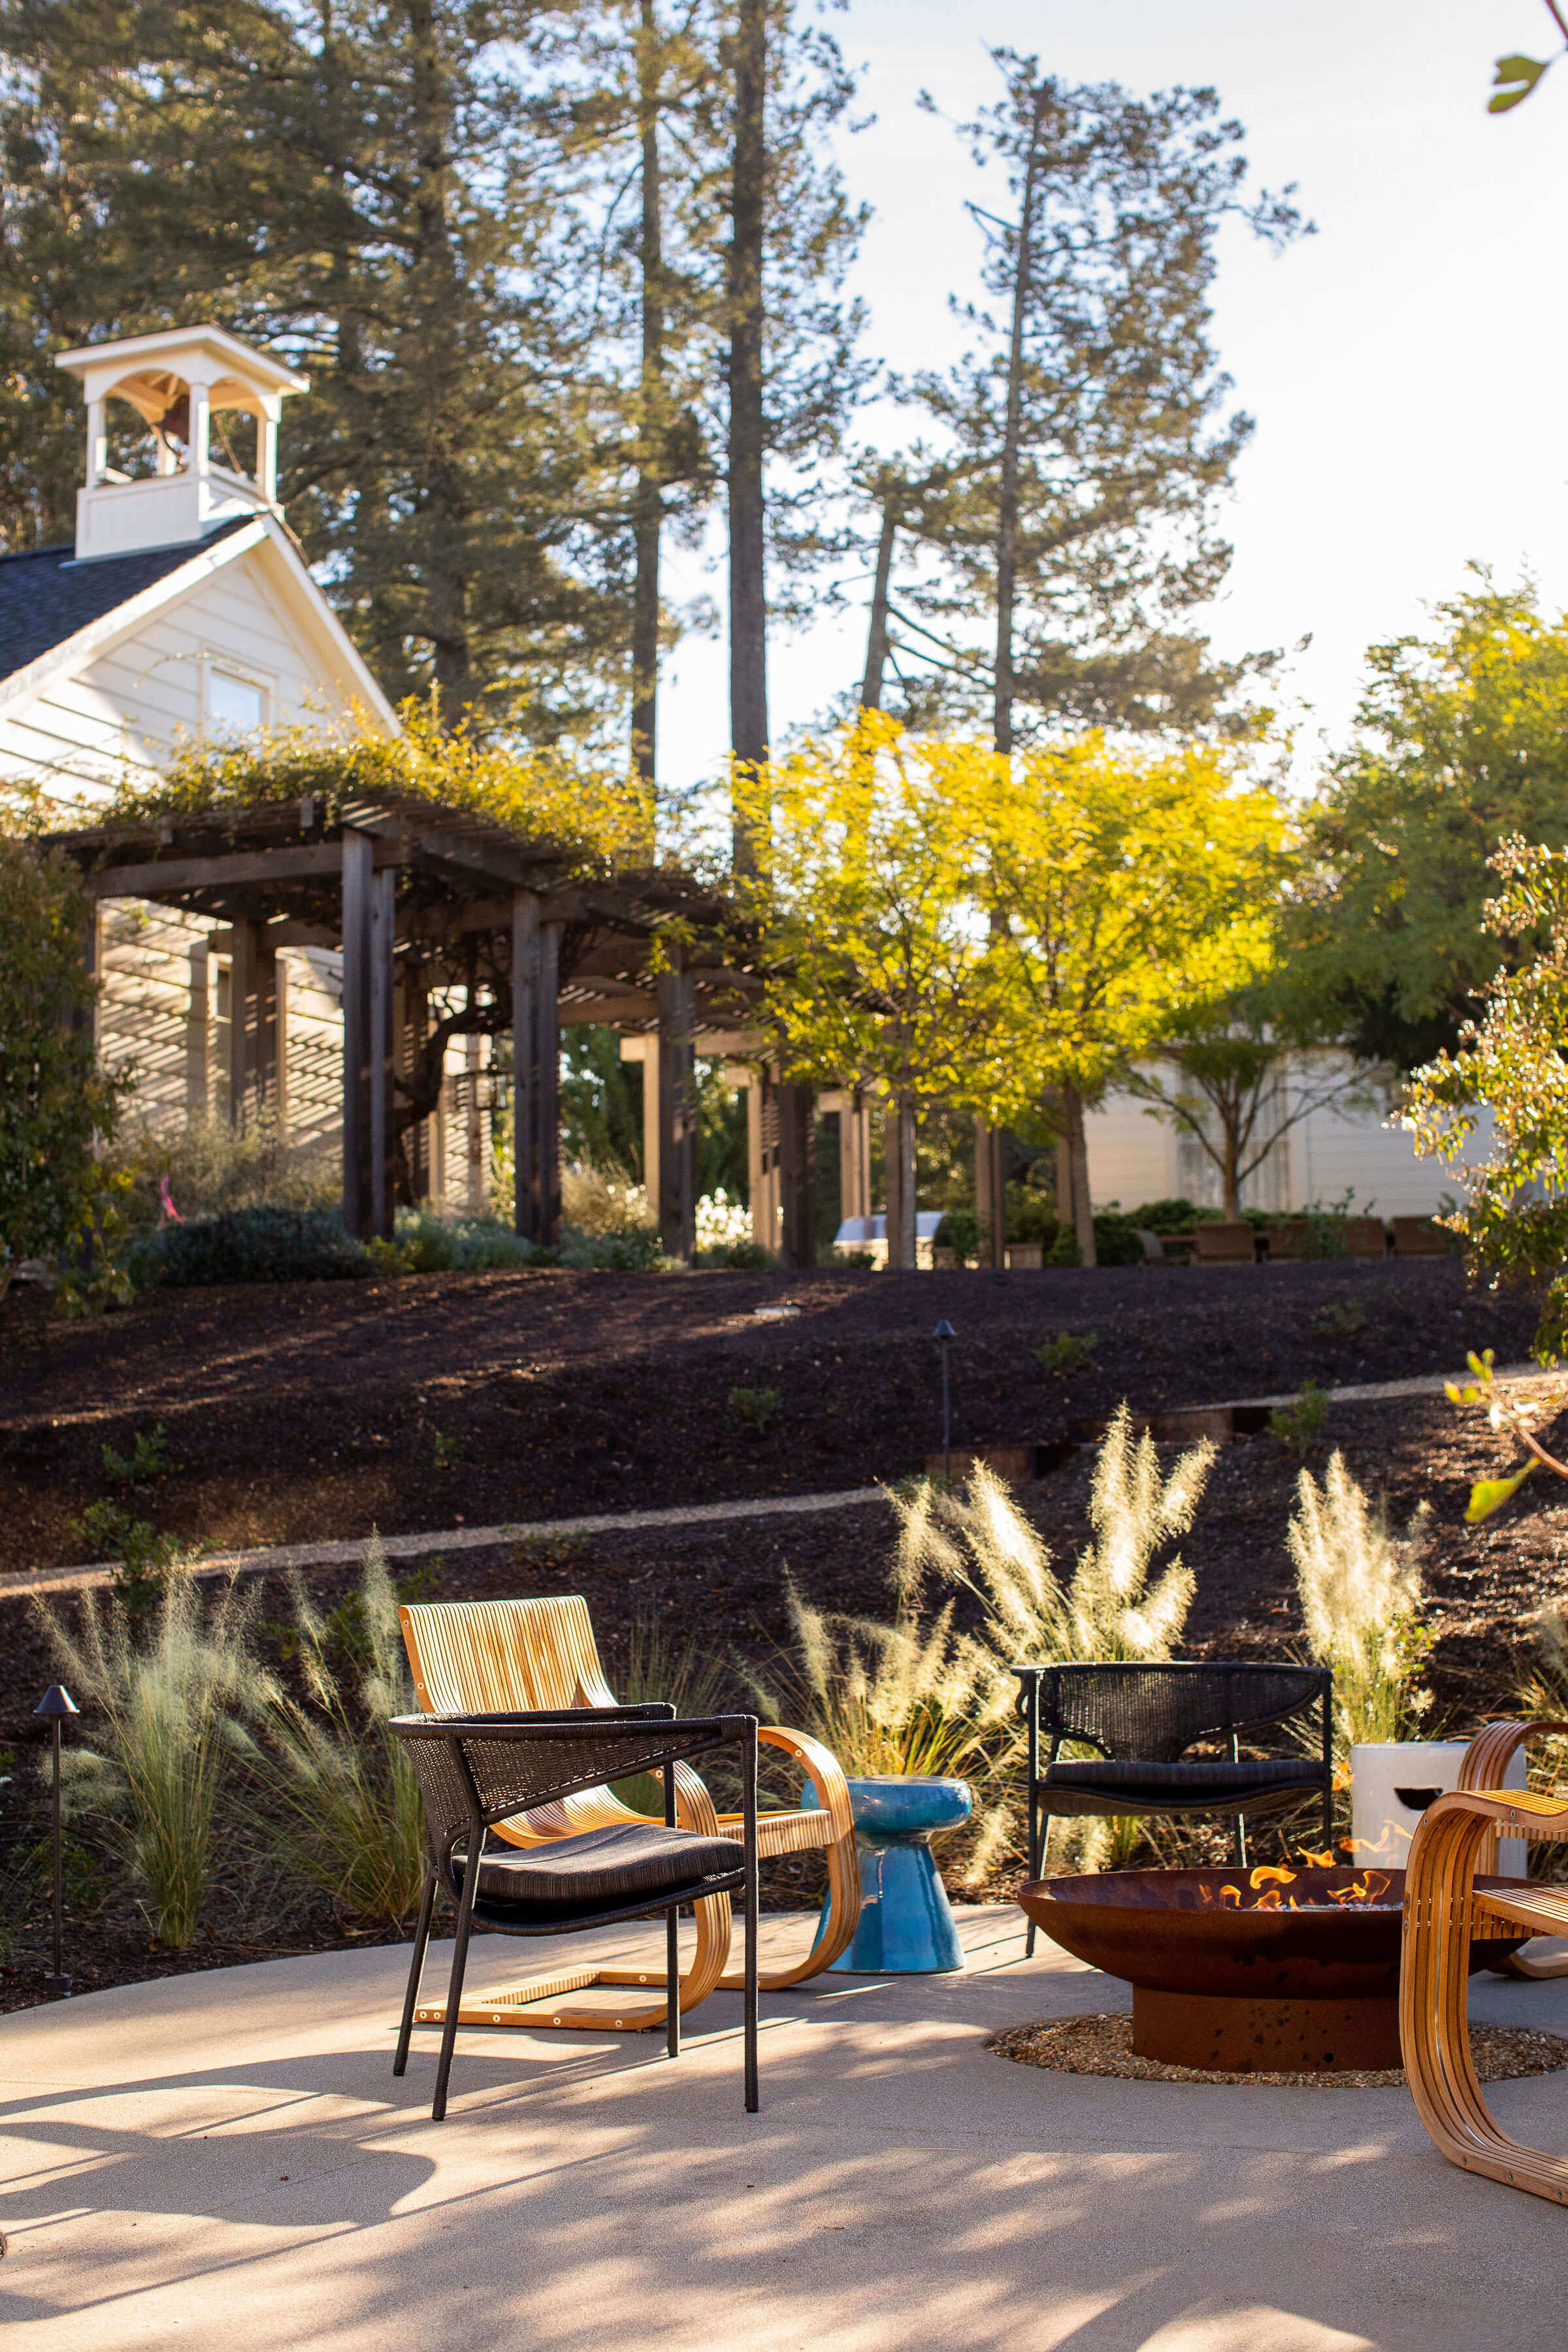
[399,1595,860,2032]
[1456,1716,1568,1978]
[1400,1777,1568,2204]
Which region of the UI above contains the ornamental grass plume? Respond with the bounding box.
[232,1535,426,1929]
[894,1403,1213,1727]
[746,1580,1011,1872]
[40,1571,262,1948]
[1286,1451,1432,1766]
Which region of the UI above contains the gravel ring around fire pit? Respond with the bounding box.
[987,2014,1568,2088]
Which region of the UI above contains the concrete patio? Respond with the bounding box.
[1,1904,1565,2351]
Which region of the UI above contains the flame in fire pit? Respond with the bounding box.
[1195,1863,1394,1912]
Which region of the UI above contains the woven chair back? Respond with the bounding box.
[400,1595,615,1716]
[1036,1662,1327,1761]
[391,1715,723,1868]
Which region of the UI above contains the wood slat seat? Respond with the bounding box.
[1401,1745,1568,2205]
[399,1594,860,2032]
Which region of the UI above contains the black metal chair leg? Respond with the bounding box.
[432,1838,482,2123]
[1024,1805,1044,1957]
[1234,1812,1249,1869]
[393,1870,438,2078]
[666,1907,680,2060]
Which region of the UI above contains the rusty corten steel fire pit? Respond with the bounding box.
[1018,1866,1531,2072]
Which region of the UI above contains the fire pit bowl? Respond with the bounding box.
[1019,1866,1531,2072]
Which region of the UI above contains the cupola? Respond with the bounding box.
[54,325,308,561]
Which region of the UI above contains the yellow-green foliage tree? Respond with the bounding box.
[733,713,1014,1132]
[739,718,1288,1260]
[971,736,1288,1260]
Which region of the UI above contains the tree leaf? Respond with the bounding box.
[1490,55,1551,112]
[1464,1463,1536,1524]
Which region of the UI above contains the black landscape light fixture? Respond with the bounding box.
[933,1320,956,1481]
[32,1685,78,1996]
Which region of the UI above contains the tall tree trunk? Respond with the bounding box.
[1060,1085,1096,1266]
[860,481,900,711]
[408,0,470,722]
[630,0,664,809]
[728,0,768,871]
[992,88,1048,759]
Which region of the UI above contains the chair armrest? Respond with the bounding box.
[757,1723,856,1844]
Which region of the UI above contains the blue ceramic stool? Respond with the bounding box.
[804,1774,972,1973]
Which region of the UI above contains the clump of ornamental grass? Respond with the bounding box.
[39,1571,263,1948]
[1286,1451,1433,1771]
[231,1535,426,1930]
[896,1403,1212,1695]
[746,1580,1013,1875]
[891,1405,1213,1869]
[753,1406,1213,1878]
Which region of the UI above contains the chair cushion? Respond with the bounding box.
[464,1821,744,1909]
[1041,1758,1322,1807]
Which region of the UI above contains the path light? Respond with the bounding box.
[32,1685,78,1996]
[933,1320,956,1482]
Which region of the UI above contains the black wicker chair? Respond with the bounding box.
[1015,1661,1333,1952]
[389,1705,760,2119]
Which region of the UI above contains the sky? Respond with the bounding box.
[657,0,1568,798]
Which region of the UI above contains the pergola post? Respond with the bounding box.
[975,1116,1007,1268]
[655,964,697,1264]
[340,828,388,1239]
[884,1094,917,1268]
[536,921,563,1246]
[512,891,539,1241]
[186,941,209,1117]
[747,1069,776,1254]
[776,1082,815,1267]
[368,871,395,1237]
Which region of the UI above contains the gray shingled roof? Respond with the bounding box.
[0,515,256,684]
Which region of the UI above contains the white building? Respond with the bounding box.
[0,326,475,1186]
[1085,1057,1462,1221]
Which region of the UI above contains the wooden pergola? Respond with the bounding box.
[50,791,794,1258]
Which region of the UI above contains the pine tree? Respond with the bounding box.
[885,54,1307,748]
[0,0,632,736]
[721,0,868,867]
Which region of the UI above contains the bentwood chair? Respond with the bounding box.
[389,1706,760,2120]
[1015,1661,1334,1951]
[399,1596,859,2032]
[1400,1770,1568,2204]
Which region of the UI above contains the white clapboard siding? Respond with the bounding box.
[1085,1056,1473,1219]
[0,530,399,1173]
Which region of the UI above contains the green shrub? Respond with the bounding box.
[1090,1212,1145,1266]
[935,1207,979,1264]
[1034,1328,1098,1378]
[729,1384,781,1434]
[135,1205,370,1287]
[1128,1198,1222,1233]
[110,1110,338,1233]
[1047,1228,1081,1266]
[389,1210,535,1273]
[101,1424,174,1486]
[700,1238,775,1269]
[1315,1297,1366,1337]
[1269,1380,1330,1456]
[76,1499,185,1626]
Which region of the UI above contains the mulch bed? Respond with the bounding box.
[0,1256,1542,1577]
[987,2013,1568,2087]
